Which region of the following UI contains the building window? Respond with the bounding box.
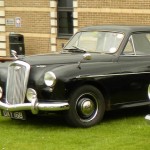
[58,0,73,37]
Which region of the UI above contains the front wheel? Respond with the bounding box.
[66,85,105,127]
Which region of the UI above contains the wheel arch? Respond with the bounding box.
[66,79,110,110]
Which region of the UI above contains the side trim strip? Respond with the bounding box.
[113,101,150,109]
[76,71,150,79]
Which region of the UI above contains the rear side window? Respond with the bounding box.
[124,32,150,55]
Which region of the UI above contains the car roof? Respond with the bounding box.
[80,25,150,33]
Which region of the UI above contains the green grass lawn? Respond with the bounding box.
[0,106,150,150]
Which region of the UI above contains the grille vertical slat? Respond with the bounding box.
[6,61,30,104]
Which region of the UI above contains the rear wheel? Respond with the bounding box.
[66,85,105,127]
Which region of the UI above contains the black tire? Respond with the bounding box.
[66,85,105,127]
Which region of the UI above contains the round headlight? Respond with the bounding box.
[44,71,56,87]
[0,87,3,99]
[26,88,37,102]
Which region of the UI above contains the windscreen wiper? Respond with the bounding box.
[64,46,86,53]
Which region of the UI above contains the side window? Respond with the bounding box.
[123,37,134,55]
[57,0,73,37]
[132,33,150,55]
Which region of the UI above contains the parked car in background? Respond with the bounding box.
[0,56,15,62]
[0,25,150,127]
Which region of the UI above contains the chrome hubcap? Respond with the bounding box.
[76,93,98,120]
[80,98,95,116]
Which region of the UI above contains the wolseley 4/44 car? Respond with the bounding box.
[0,25,150,127]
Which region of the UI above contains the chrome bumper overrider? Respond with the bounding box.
[0,99,69,114]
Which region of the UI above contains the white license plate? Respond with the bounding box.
[0,110,26,120]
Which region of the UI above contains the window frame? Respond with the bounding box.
[57,0,73,38]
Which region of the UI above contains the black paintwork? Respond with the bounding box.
[1,25,150,110]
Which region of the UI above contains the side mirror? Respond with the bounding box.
[78,53,92,69]
[83,53,92,60]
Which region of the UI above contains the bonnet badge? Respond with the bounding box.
[14,66,21,71]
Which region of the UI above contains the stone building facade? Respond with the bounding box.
[1,0,150,56]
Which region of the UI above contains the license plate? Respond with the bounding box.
[0,110,26,120]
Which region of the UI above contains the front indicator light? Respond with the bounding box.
[44,71,56,87]
[26,88,37,102]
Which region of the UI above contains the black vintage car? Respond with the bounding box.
[0,25,150,127]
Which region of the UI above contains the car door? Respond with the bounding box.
[117,33,150,105]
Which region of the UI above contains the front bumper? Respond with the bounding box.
[145,114,150,124]
[0,99,69,114]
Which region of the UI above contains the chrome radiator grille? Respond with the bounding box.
[6,61,30,104]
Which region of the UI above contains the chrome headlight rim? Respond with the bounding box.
[44,71,56,87]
